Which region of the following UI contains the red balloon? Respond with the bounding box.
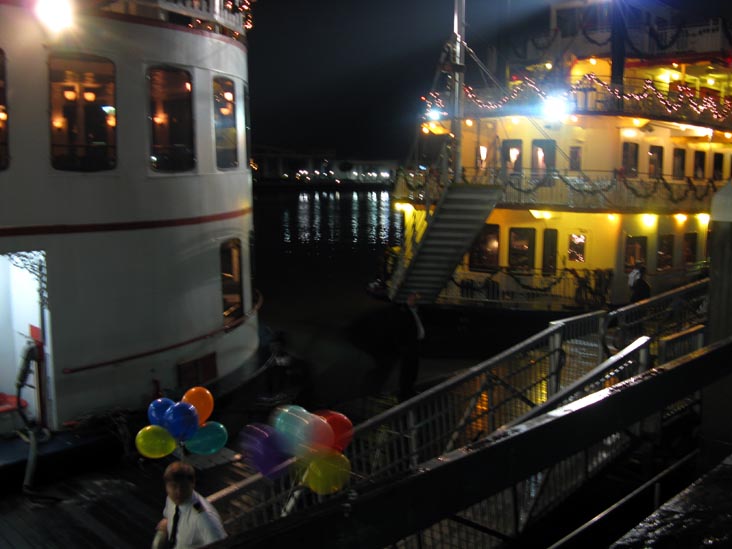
[315,410,353,452]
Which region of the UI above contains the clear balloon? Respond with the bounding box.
[148,397,175,427]
[238,423,289,478]
[182,386,214,425]
[306,414,335,454]
[164,401,199,441]
[314,410,353,452]
[270,404,313,456]
[303,450,351,495]
[135,425,176,459]
[185,421,228,455]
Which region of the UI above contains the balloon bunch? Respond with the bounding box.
[135,386,228,459]
[238,404,353,496]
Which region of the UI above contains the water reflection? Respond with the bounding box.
[272,190,402,250]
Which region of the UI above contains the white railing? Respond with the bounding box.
[212,279,709,537]
[104,0,247,36]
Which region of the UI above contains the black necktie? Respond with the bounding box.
[169,505,180,547]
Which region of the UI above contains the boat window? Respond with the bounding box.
[713,152,724,181]
[683,233,697,264]
[0,49,7,170]
[621,142,638,178]
[693,151,706,179]
[213,77,238,169]
[569,146,581,171]
[148,66,195,172]
[221,238,244,326]
[624,236,647,272]
[542,228,558,276]
[508,227,535,272]
[657,234,674,271]
[649,146,663,178]
[49,53,116,171]
[531,139,555,176]
[501,139,522,175]
[469,224,499,273]
[568,233,586,263]
[672,148,685,180]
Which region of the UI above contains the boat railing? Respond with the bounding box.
[213,280,709,535]
[519,19,726,69]
[399,167,715,214]
[440,263,707,312]
[606,277,709,355]
[464,73,732,130]
[101,0,249,38]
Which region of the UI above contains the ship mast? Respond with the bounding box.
[451,0,466,181]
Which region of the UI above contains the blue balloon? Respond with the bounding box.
[238,423,289,478]
[164,401,199,441]
[185,421,228,455]
[148,398,175,426]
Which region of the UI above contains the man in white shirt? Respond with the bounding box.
[154,461,227,549]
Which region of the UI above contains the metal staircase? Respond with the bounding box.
[390,182,503,303]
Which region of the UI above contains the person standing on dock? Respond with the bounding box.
[153,461,226,549]
[396,292,426,402]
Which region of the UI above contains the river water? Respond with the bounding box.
[251,186,552,407]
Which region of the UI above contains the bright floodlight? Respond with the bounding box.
[35,0,74,33]
[426,109,441,121]
[542,95,569,121]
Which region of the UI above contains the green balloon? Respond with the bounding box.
[185,421,228,455]
[135,425,176,459]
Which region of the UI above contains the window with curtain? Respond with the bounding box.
[221,238,244,325]
[508,227,535,272]
[622,142,638,177]
[49,53,116,171]
[213,77,238,169]
[649,145,663,178]
[469,224,500,272]
[672,148,685,179]
[532,139,556,176]
[625,235,647,272]
[568,233,586,262]
[657,234,674,270]
[149,66,195,171]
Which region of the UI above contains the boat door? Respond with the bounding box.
[0,252,52,434]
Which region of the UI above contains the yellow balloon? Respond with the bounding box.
[182,386,214,425]
[303,450,351,495]
[135,425,177,459]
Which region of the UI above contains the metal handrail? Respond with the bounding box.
[215,280,709,535]
[63,288,263,374]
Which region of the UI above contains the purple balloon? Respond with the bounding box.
[148,398,175,426]
[238,423,289,478]
[164,401,199,441]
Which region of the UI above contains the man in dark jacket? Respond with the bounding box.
[396,292,425,402]
[630,265,651,303]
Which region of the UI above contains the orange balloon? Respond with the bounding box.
[182,386,214,425]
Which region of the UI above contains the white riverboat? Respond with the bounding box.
[0,0,259,434]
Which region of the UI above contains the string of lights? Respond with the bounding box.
[423,73,732,126]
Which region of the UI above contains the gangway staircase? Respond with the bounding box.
[389,181,503,303]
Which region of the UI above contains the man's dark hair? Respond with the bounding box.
[164,461,195,483]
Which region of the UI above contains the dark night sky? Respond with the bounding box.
[246,0,706,161]
[248,0,470,161]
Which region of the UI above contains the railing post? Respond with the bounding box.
[548,327,564,396]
